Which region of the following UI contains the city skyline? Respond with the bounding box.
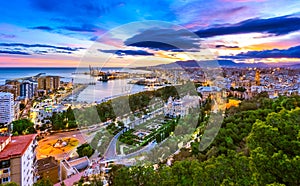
[0,0,300,67]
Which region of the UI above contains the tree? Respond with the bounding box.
[0,183,19,186]
[51,112,65,130]
[247,108,300,185]
[66,106,76,121]
[76,143,95,158]
[12,119,36,135]
[117,121,124,128]
[20,103,26,110]
[34,178,53,186]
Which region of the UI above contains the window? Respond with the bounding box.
[0,160,10,169]
[3,169,9,173]
[2,177,9,183]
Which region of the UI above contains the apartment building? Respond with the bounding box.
[0,134,37,186]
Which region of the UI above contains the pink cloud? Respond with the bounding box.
[0,55,79,67]
[96,33,124,48]
[220,0,266,2]
[182,6,253,30]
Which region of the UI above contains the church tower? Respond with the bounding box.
[255,70,260,86]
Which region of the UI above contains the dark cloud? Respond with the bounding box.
[126,41,179,51]
[32,50,48,55]
[55,51,72,54]
[169,49,200,52]
[99,49,154,56]
[0,33,16,39]
[124,28,200,51]
[0,43,86,56]
[31,24,101,33]
[215,45,240,49]
[60,24,99,32]
[31,26,53,31]
[226,6,247,14]
[195,15,300,37]
[0,43,85,51]
[90,36,98,41]
[30,0,123,20]
[0,50,31,55]
[221,45,300,59]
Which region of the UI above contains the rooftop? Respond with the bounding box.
[0,136,10,144]
[54,172,84,186]
[37,156,59,172]
[0,92,13,97]
[0,134,37,160]
[68,156,90,168]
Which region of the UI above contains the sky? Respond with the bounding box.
[0,0,300,67]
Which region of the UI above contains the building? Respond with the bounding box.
[13,101,20,121]
[197,86,221,100]
[0,85,18,100]
[255,70,261,86]
[5,80,21,98]
[37,78,45,90]
[36,156,59,184]
[0,134,37,186]
[164,95,200,118]
[164,97,184,118]
[38,76,60,92]
[20,81,35,100]
[0,93,14,129]
[60,156,90,181]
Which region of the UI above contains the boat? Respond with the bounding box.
[98,74,109,82]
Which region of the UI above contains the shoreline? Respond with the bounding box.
[62,84,88,102]
[72,83,169,105]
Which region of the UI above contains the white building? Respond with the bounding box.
[164,97,183,118]
[197,86,222,100]
[164,95,200,118]
[60,156,90,181]
[0,92,14,125]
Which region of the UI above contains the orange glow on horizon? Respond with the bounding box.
[0,56,80,67]
[244,42,299,51]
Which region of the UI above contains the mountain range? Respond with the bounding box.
[150,60,300,69]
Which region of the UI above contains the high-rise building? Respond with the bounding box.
[20,81,35,100]
[37,78,46,90]
[0,134,37,185]
[37,76,60,92]
[2,80,20,99]
[53,76,60,90]
[0,93,14,126]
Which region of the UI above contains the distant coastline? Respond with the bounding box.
[0,67,149,85]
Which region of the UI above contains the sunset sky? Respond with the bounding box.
[0,0,300,67]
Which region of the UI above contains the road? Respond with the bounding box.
[119,141,157,159]
[20,100,32,119]
[103,129,125,159]
[102,107,163,161]
[102,129,157,161]
[36,105,163,162]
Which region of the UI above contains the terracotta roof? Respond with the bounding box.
[0,136,9,143]
[0,134,37,160]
